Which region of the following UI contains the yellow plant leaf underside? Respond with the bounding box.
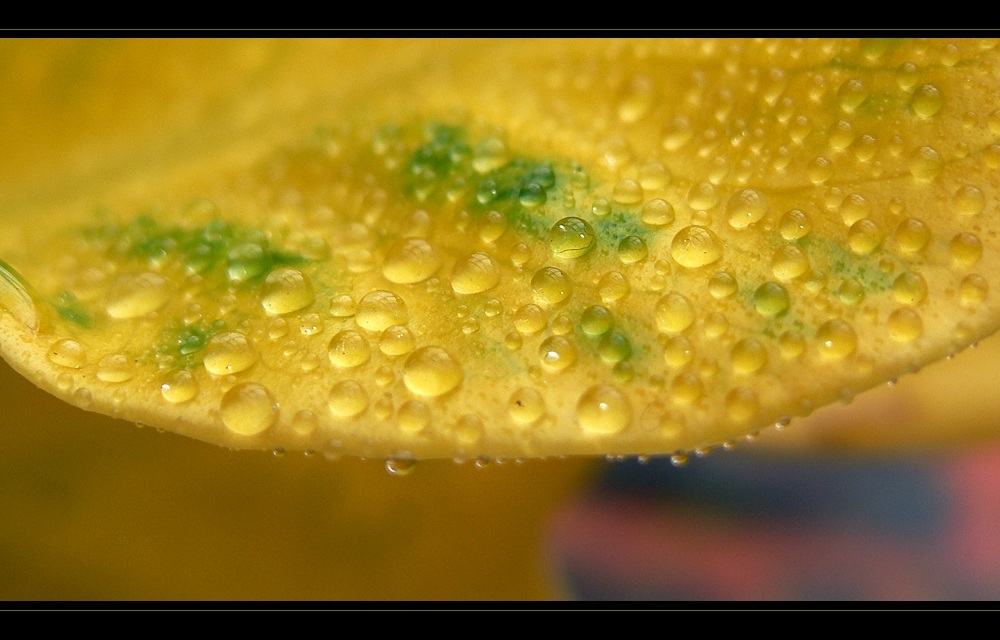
[1,38,999,461]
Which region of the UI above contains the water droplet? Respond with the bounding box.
[893,271,928,305]
[328,329,371,369]
[598,330,632,364]
[806,156,834,184]
[731,338,767,374]
[96,353,134,383]
[617,74,655,123]
[330,294,357,318]
[662,115,693,150]
[827,120,855,150]
[397,400,430,433]
[576,384,632,435]
[911,83,943,118]
[955,185,985,216]
[292,409,318,436]
[847,218,882,255]
[383,238,441,284]
[267,318,289,340]
[895,218,930,253]
[839,193,871,226]
[591,198,611,218]
[356,290,408,332]
[105,271,170,319]
[328,380,368,418]
[472,137,508,174]
[670,225,723,268]
[612,179,644,205]
[386,458,417,476]
[837,78,867,111]
[203,331,257,375]
[260,267,315,316]
[909,145,943,181]
[379,325,415,356]
[617,236,648,264]
[551,313,573,336]
[771,245,809,281]
[508,387,545,425]
[160,369,197,403]
[960,274,988,307]
[656,292,694,333]
[951,232,983,266]
[47,338,85,368]
[581,305,613,336]
[663,335,695,368]
[455,414,484,445]
[514,304,546,334]
[725,189,768,230]
[888,308,923,342]
[596,271,629,303]
[531,266,572,305]
[639,163,671,190]
[687,182,719,210]
[403,346,463,397]
[671,372,703,404]
[220,382,278,436]
[641,199,675,227]
[838,279,866,305]
[725,387,759,423]
[518,182,547,208]
[817,319,857,360]
[779,330,805,359]
[298,313,324,336]
[708,271,738,298]
[478,210,508,243]
[451,252,500,294]
[226,242,269,283]
[538,335,577,371]
[549,217,596,259]
[753,282,790,316]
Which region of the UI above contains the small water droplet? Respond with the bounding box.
[386,458,418,476]
[292,409,318,436]
[708,271,738,299]
[379,325,415,356]
[641,199,675,227]
[837,78,867,111]
[472,137,508,174]
[663,335,695,368]
[955,185,985,216]
[960,274,988,307]
[687,182,719,210]
[725,387,759,423]
[671,372,703,405]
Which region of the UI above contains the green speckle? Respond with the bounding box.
[155,319,226,368]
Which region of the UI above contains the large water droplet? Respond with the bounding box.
[220,382,278,436]
[402,346,463,397]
